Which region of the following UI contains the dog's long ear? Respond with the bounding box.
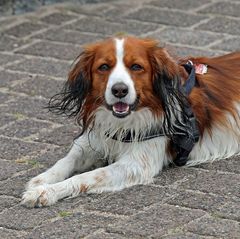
[48,47,95,118]
[151,47,188,136]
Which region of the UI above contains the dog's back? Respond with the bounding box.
[184,52,240,165]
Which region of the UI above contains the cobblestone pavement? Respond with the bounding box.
[0,0,116,17]
[0,0,240,238]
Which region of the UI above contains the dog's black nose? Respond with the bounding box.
[111,83,129,98]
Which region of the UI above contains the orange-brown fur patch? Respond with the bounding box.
[182,52,240,134]
[123,37,163,117]
[94,170,106,184]
[80,184,88,192]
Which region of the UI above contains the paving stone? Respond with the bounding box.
[0,167,45,198]
[162,232,216,239]
[214,200,240,222]
[167,44,218,57]
[4,21,48,38]
[50,191,104,212]
[7,58,71,78]
[66,16,121,35]
[0,0,13,16]
[87,231,129,239]
[121,20,160,36]
[34,145,69,167]
[35,124,80,146]
[0,95,48,119]
[149,0,209,10]
[0,18,16,26]
[65,16,159,36]
[148,27,222,47]
[0,94,75,124]
[108,204,205,237]
[0,33,29,52]
[0,53,23,66]
[0,92,13,104]
[0,159,30,180]
[84,185,171,215]
[198,17,240,36]
[104,3,139,21]
[0,113,18,128]
[0,228,27,239]
[10,75,64,99]
[0,195,20,212]
[65,3,111,16]
[197,156,240,174]
[0,118,53,138]
[0,70,32,87]
[39,12,77,25]
[198,1,240,18]
[185,216,240,238]
[153,167,199,187]
[126,6,205,27]
[0,204,57,230]
[34,28,104,45]
[211,37,240,52]
[27,212,119,239]
[0,136,46,161]
[177,169,240,197]
[16,41,81,61]
[167,189,226,212]
[12,0,43,15]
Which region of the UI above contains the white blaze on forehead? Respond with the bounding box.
[105,38,137,105]
[116,38,124,62]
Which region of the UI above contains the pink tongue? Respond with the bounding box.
[113,102,129,112]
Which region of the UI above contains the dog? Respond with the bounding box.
[22,36,240,207]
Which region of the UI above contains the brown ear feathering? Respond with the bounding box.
[47,44,100,133]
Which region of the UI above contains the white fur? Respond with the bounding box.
[188,103,240,166]
[105,38,137,105]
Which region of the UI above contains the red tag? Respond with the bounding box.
[194,63,208,75]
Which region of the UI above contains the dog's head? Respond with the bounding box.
[49,36,187,134]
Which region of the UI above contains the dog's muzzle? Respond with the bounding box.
[105,82,138,118]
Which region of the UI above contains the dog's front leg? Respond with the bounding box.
[25,134,103,190]
[22,151,164,207]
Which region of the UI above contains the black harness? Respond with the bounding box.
[109,62,200,166]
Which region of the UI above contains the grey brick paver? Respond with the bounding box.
[0,0,239,238]
[185,215,240,238]
[108,204,206,237]
[4,21,48,38]
[126,6,205,27]
[16,40,82,61]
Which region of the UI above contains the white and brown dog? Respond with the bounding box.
[22,36,240,207]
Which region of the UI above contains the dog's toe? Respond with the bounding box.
[22,185,57,208]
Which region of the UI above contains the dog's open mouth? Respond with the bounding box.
[106,99,138,118]
[112,102,130,118]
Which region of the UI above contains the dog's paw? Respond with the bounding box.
[21,185,57,208]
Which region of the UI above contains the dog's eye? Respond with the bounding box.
[130,64,143,71]
[98,64,110,72]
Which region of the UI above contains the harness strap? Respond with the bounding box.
[172,61,200,166]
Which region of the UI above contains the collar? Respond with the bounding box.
[109,126,165,143]
[108,61,200,166]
